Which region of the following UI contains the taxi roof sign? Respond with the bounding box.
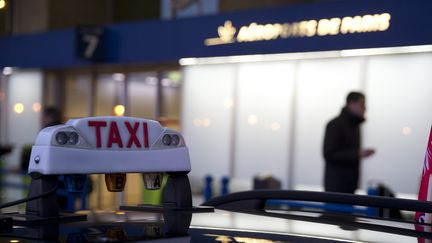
[28,116,190,175]
[66,116,162,149]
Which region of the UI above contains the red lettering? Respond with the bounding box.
[88,121,107,148]
[107,122,123,148]
[143,122,149,148]
[125,121,141,148]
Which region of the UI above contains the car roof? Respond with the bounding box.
[2,208,430,242]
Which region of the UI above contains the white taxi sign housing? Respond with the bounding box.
[28,117,191,175]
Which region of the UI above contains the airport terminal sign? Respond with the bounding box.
[3,0,432,68]
[205,13,391,46]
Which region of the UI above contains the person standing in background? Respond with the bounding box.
[323,92,375,194]
[20,107,63,171]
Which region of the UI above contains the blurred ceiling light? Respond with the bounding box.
[202,118,211,127]
[247,115,258,125]
[270,122,281,131]
[179,58,199,66]
[32,102,41,112]
[167,71,182,82]
[179,44,432,66]
[223,98,234,108]
[13,103,24,114]
[0,0,5,10]
[112,73,125,82]
[113,105,125,116]
[9,240,20,243]
[2,67,12,75]
[402,126,412,135]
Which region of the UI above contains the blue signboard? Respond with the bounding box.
[0,0,431,68]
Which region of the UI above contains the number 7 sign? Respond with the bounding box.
[76,26,105,61]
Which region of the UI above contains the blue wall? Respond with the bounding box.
[1,0,431,68]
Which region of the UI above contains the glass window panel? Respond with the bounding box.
[234,61,296,188]
[160,71,182,130]
[182,64,236,180]
[95,74,123,116]
[6,70,42,169]
[363,53,432,194]
[128,72,157,119]
[64,73,91,119]
[293,57,364,190]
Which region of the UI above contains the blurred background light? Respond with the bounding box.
[145,76,158,85]
[0,0,6,10]
[112,73,125,82]
[114,211,125,215]
[223,98,234,108]
[247,115,258,125]
[13,103,24,114]
[2,67,13,75]
[402,126,412,135]
[161,78,171,86]
[32,102,41,112]
[113,104,125,116]
[193,118,202,127]
[202,118,211,127]
[270,122,281,131]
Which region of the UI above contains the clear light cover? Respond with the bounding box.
[162,134,172,146]
[68,132,79,145]
[55,131,80,146]
[171,134,180,146]
[55,132,68,145]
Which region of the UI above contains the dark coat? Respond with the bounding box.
[323,108,364,193]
